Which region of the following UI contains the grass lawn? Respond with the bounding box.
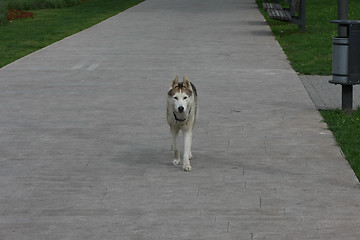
[256,0,360,180]
[0,0,144,68]
[320,109,360,179]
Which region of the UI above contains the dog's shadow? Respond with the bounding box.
[110,143,172,168]
[110,144,217,172]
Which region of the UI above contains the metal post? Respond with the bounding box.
[338,0,352,110]
[338,0,348,36]
[342,85,353,110]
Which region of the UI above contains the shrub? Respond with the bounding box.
[0,0,82,25]
[7,9,34,20]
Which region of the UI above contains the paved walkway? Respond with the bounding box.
[300,75,360,110]
[1,0,360,239]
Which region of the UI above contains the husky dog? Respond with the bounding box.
[167,76,198,171]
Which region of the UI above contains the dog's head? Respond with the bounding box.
[168,75,195,115]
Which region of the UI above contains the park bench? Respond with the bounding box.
[263,0,305,32]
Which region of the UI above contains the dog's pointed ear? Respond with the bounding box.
[170,75,179,89]
[183,76,191,89]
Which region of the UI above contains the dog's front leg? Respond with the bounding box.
[171,128,181,165]
[183,130,192,171]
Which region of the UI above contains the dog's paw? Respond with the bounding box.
[183,164,192,172]
[173,159,181,165]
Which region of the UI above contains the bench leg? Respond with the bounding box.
[299,0,305,32]
[299,22,305,32]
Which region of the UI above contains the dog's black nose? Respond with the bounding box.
[178,106,184,112]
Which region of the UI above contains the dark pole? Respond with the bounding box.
[338,0,348,36]
[338,0,352,111]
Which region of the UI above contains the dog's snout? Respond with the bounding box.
[178,106,184,113]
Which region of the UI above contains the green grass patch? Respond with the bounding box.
[256,0,360,75]
[4,0,82,10]
[0,0,144,68]
[320,109,360,180]
[0,2,8,24]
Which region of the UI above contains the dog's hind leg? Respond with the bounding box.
[171,128,181,165]
[183,130,192,171]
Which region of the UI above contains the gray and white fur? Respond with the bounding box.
[167,76,198,171]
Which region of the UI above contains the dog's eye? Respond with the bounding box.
[183,97,187,100]
[174,97,178,100]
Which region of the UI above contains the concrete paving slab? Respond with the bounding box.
[300,75,360,110]
[0,0,360,239]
